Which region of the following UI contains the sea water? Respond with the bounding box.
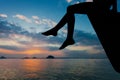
[0,59,120,80]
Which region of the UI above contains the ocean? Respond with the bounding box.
[0,59,120,80]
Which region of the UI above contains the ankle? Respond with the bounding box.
[66,38,74,41]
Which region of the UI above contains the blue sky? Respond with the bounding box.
[0,0,119,58]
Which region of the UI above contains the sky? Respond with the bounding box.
[0,0,119,58]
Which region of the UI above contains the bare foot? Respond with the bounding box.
[59,39,75,50]
[42,29,57,36]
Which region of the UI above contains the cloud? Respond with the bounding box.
[66,0,93,4]
[32,16,39,20]
[39,28,105,54]
[0,18,61,57]
[0,14,57,34]
[0,19,25,36]
[64,50,106,58]
[0,15,106,58]
[13,14,31,23]
[0,45,23,51]
[66,0,72,3]
[42,19,57,27]
[0,38,26,48]
[0,14,7,18]
[66,45,104,54]
[9,34,32,43]
[86,0,93,2]
[32,16,57,28]
[73,30,101,46]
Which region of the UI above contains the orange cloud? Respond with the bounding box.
[0,48,44,55]
[0,47,64,57]
[0,48,15,54]
[22,48,46,55]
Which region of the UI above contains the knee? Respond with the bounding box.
[67,5,74,14]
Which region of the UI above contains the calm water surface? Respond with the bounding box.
[0,59,120,80]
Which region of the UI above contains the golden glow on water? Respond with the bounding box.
[21,59,44,72]
[21,59,46,78]
[20,59,64,78]
[0,59,119,80]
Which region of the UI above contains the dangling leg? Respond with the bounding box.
[42,2,93,37]
[42,2,94,49]
[59,2,93,49]
[59,6,75,49]
[42,13,68,36]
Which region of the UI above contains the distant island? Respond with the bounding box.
[46,55,55,59]
[22,57,37,59]
[0,55,107,59]
[0,56,7,59]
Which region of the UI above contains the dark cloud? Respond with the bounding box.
[0,19,102,48]
[0,19,35,41]
[41,27,102,47]
[64,50,107,59]
[0,19,25,37]
[74,29,101,46]
[46,45,60,51]
[41,29,104,51]
[0,18,106,58]
[0,53,29,58]
[0,45,25,51]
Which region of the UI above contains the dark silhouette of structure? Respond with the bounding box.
[88,11,120,73]
[42,0,120,73]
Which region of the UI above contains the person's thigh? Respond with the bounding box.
[68,2,94,14]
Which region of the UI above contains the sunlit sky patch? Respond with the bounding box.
[0,0,119,58]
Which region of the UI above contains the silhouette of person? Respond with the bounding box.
[42,0,117,50]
